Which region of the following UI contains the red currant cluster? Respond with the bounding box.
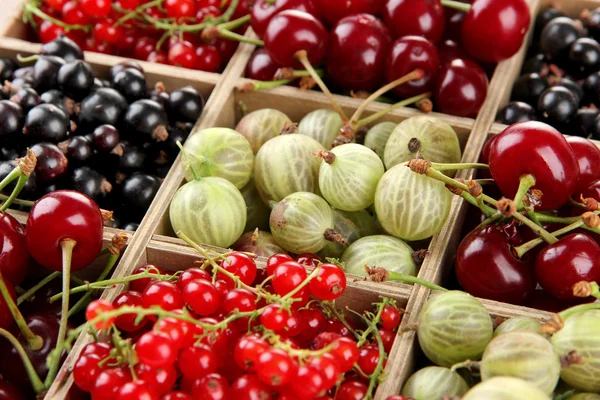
[74,249,403,400]
[25,0,250,72]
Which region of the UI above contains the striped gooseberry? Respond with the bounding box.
[401,366,469,399]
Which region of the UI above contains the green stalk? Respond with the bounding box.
[0,193,34,207]
[24,2,90,31]
[514,218,587,258]
[218,14,251,31]
[558,302,600,321]
[115,0,164,26]
[430,162,490,171]
[17,271,60,306]
[378,270,447,291]
[440,0,471,13]
[0,175,28,212]
[354,92,431,129]
[0,167,24,194]
[513,174,536,211]
[0,328,45,393]
[0,273,43,350]
[215,28,263,45]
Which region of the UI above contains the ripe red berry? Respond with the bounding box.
[86,300,115,329]
[330,338,359,372]
[113,291,148,332]
[308,263,346,300]
[182,279,221,316]
[142,281,184,313]
[266,253,294,276]
[256,348,297,387]
[223,289,257,314]
[260,304,290,331]
[116,380,159,400]
[178,343,218,380]
[234,334,270,371]
[81,0,113,18]
[380,305,402,330]
[177,267,211,290]
[136,331,177,368]
[272,261,307,296]
[218,252,257,286]
[134,363,177,396]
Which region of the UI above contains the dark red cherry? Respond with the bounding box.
[566,136,600,194]
[320,0,384,26]
[26,190,103,271]
[245,49,282,81]
[263,10,328,68]
[386,35,440,98]
[438,38,469,65]
[0,212,31,286]
[461,0,531,63]
[251,0,320,38]
[488,121,580,211]
[382,0,445,43]
[0,380,24,400]
[535,233,600,300]
[434,58,488,117]
[326,14,391,91]
[455,225,535,304]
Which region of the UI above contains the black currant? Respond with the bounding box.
[78,88,127,129]
[109,61,143,81]
[586,7,600,41]
[60,135,93,163]
[71,166,112,202]
[511,73,549,105]
[123,99,169,142]
[119,143,146,171]
[92,125,120,153]
[57,60,95,101]
[32,55,66,93]
[39,35,83,63]
[568,37,600,78]
[496,102,536,125]
[534,8,565,40]
[522,53,548,74]
[552,78,583,105]
[574,108,599,137]
[13,67,34,80]
[0,148,19,161]
[584,72,600,106]
[0,100,24,143]
[540,17,582,61]
[0,58,17,81]
[40,89,74,115]
[112,68,147,103]
[537,86,578,125]
[23,103,71,142]
[168,86,204,123]
[10,88,41,113]
[122,173,160,210]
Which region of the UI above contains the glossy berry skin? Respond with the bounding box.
[92,367,132,400]
[320,0,384,26]
[168,86,204,123]
[455,225,535,305]
[327,14,392,91]
[383,0,445,43]
[182,279,220,316]
[380,305,401,330]
[142,281,184,312]
[386,35,440,98]
[496,101,536,125]
[116,380,158,400]
[541,17,582,61]
[245,49,281,81]
[86,300,115,329]
[218,252,257,286]
[230,374,272,400]
[266,253,294,276]
[131,265,166,292]
[57,60,94,101]
[73,354,106,392]
[26,190,103,271]
[31,141,69,183]
[162,392,192,400]
[537,87,578,127]
[191,373,229,399]
[290,364,325,398]
[0,212,31,286]
[434,58,488,118]
[330,337,359,372]
[536,233,600,300]
[264,10,328,69]
[178,344,218,380]
[0,101,24,143]
[134,364,177,396]
[136,331,177,368]
[113,291,148,332]
[81,0,112,17]
[462,0,530,62]
[336,381,368,400]
[256,348,297,387]
[488,121,580,211]
[234,334,270,371]
[251,0,320,38]
[272,261,307,296]
[308,263,346,300]
[566,136,600,194]
[23,103,70,142]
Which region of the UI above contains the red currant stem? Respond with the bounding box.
[0,193,34,207]
[220,0,239,22]
[513,174,536,211]
[354,92,432,129]
[440,0,472,13]
[215,28,264,46]
[23,2,90,32]
[430,162,490,172]
[0,175,28,212]
[0,273,43,350]
[176,141,202,181]
[323,303,361,340]
[295,50,349,121]
[45,238,76,387]
[280,265,321,302]
[355,298,390,347]
[16,271,60,306]
[115,0,164,26]
[49,271,177,302]
[365,323,386,400]
[0,328,45,393]
[67,252,120,318]
[217,14,251,31]
[350,69,425,126]
[266,331,337,361]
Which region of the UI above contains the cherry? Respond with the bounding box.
[434,58,488,117]
[0,213,31,286]
[190,373,229,399]
[264,10,328,68]
[308,263,346,300]
[383,0,445,43]
[26,190,103,271]
[246,49,281,81]
[488,121,580,211]
[455,225,535,304]
[535,233,600,300]
[92,367,132,400]
[116,380,159,400]
[182,279,220,316]
[461,0,530,62]
[234,334,270,371]
[0,380,24,400]
[218,252,257,286]
[136,331,177,368]
[566,136,600,194]
[251,0,319,38]
[142,281,184,313]
[131,265,166,292]
[335,381,368,400]
[320,0,383,26]
[385,35,440,98]
[326,14,391,91]
[113,291,148,332]
[380,305,402,330]
[230,374,272,400]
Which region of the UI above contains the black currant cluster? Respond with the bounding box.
[0,35,204,230]
[498,7,600,138]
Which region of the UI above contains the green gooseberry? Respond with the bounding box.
[493,316,546,338]
[401,366,469,400]
[364,121,396,160]
[235,108,293,153]
[297,109,343,149]
[233,229,285,257]
[341,235,415,277]
[240,178,270,232]
[462,377,550,399]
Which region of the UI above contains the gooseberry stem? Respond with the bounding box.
[440,0,471,13]
[0,328,45,393]
[558,302,600,322]
[513,174,536,211]
[0,273,43,351]
[349,69,425,126]
[17,272,61,305]
[45,238,76,387]
[354,92,431,129]
[295,50,349,121]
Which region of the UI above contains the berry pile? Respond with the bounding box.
[0,36,205,230]
[22,0,247,71]
[243,0,531,118]
[72,245,403,400]
[499,6,600,137]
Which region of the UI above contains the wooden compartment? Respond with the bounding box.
[46,239,412,399]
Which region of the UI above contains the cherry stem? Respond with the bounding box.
[349,69,425,126]
[0,273,43,350]
[0,328,45,393]
[511,208,558,245]
[513,174,536,211]
[17,271,60,306]
[376,269,447,291]
[216,28,264,45]
[430,162,489,171]
[0,165,24,196]
[44,238,75,387]
[243,78,294,91]
[295,50,349,121]
[0,175,28,212]
[23,1,90,32]
[440,0,472,13]
[0,193,34,207]
[67,251,120,318]
[459,191,496,217]
[218,14,251,31]
[354,92,431,129]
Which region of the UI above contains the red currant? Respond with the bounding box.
[272,261,307,296]
[86,300,115,329]
[335,381,368,400]
[39,21,65,43]
[178,343,218,380]
[256,348,297,387]
[191,373,230,399]
[234,334,270,371]
[131,265,166,293]
[289,364,325,399]
[73,354,105,392]
[260,304,290,331]
[142,281,184,312]
[223,289,257,314]
[177,267,211,290]
[134,363,177,396]
[380,305,402,330]
[218,252,257,286]
[182,279,221,316]
[81,0,113,18]
[308,263,346,300]
[330,338,359,372]
[92,367,132,400]
[230,373,272,400]
[168,41,197,69]
[113,291,148,332]
[116,380,159,400]
[165,0,196,20]
[296,253,321,268]
[155,315,194,349]
[136,331,177,368]
[161,392,192,400]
